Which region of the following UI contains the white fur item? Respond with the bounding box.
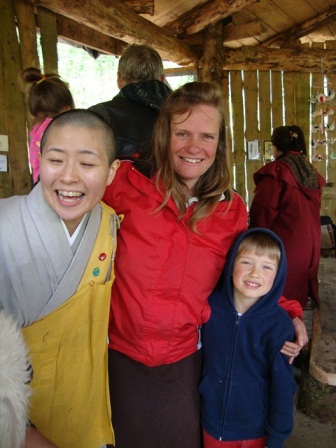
[0,311,31,448]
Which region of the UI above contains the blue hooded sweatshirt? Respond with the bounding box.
[199,228,297,448]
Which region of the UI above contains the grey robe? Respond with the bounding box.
[0,183,101,327]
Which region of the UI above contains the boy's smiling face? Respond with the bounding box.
[232,250,278,310]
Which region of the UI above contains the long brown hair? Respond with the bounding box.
[152,81,233,230]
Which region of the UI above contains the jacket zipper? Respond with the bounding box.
[218,313,242,441]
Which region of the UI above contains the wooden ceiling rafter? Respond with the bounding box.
[30,0,336,72]
[121,0,154,15]
[54,13,126,56]
[164,0,260,37]
[262,5,336,47]
[222,45,336,72]
[34,0,199,65]
[222,19,265,43]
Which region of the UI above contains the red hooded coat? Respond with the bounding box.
[249,153,325,307]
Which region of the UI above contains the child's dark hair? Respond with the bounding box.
[271,125,306,155]
[19,67,75,122]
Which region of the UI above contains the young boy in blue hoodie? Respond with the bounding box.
[199,228,297,448]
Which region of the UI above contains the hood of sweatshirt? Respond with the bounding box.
[118,79,171,111]
[219,227,287,316]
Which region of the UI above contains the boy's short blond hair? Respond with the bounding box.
[236,232,281,264]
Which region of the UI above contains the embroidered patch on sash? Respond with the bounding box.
[93,267,100,277]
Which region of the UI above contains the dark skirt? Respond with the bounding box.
[108,349,203,448]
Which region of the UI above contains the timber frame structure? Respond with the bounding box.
[1,0,336,199]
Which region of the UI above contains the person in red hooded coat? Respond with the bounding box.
[249,125,325,308]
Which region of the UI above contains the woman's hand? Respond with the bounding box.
[281,317,309,364]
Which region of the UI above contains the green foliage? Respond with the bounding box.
[57,42,119,108]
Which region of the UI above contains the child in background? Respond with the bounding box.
[19,67,75,184]
[199,228,297,448]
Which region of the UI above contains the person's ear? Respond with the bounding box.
[117,72,124,89]
[106,159,120,186]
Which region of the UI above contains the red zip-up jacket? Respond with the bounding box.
[103,161,302,367]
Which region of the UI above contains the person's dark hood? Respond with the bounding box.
[219,228,287,315]
[118,80,171,111]
[254,153,325,202]
[278,152,319,189]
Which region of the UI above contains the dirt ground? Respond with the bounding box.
[285,407,336,448]
[285,307,336,448]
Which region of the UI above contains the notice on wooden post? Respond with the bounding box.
[0,155,8,172]
[0,135,9,152]
[247,140,260,160]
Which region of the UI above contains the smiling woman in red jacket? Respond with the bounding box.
[103,84,307,448]
[249,125,325,308]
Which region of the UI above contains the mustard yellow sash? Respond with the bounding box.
[23,203,119,448]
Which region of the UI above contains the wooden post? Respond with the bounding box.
[38,7,59,74]
[298,258,336,425]
[198,22,224,84]
[0,0,31,197]
[14,0,40,130]
[0,42,12,198]
[15,0,40,70]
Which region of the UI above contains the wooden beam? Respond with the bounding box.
[164,67,197,77]
[222,46,336,73]
[34,0,199,65]
[165,0,260,37]
[223,20,265,43]
[262,6,336,48]
[121,0,154,16]
[55,13,125,55]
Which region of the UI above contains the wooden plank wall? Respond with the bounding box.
[325,41,336,184]
[230,70,246,199]
[0,2,59,198]
[311,42,327,181]
[228,61,331,209]
[0,0,31,197]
